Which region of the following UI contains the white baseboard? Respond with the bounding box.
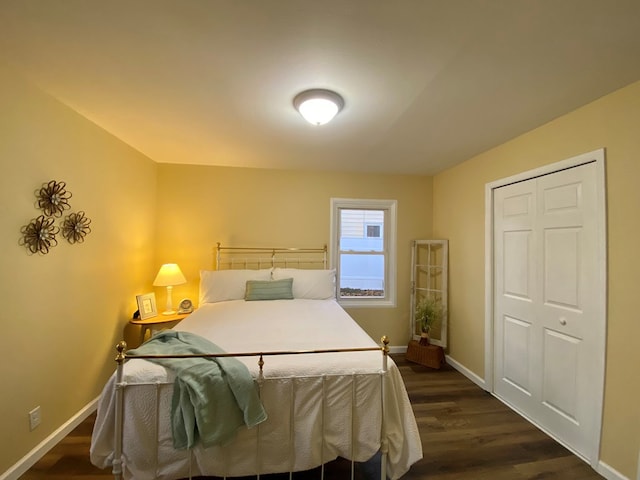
[598,460,630,480]
[389,344,407,355]
[445,354,487,390]
[0,398,99,480]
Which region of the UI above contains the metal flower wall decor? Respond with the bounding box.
[20,180,92,255]
[20,215,60,255]
[61,211,92,244]
[37,180,72,217]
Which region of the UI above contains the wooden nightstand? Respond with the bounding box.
[130,312,190,343]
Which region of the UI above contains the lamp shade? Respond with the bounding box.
[293,89,344,125]
[153,263,187,287]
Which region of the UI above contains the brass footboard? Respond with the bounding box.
[111,337,390,480]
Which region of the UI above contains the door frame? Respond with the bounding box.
[483,148,607,466]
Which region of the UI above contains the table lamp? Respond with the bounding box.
[153,263,187,315]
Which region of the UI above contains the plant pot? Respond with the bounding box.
[419,331,430,346]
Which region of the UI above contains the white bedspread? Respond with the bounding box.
[90,299,422,479]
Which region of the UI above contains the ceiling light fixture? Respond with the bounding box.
[293,89,344,125]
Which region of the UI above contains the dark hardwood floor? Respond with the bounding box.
[19,355,602,479]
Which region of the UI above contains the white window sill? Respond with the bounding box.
[338,298,396,308]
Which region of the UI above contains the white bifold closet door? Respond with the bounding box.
[493,161,600,461]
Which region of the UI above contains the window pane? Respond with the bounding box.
[339,253,385,298]
[340,209,384,252]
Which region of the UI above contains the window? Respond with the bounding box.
[366,224,382,238]
[330,198,397,307]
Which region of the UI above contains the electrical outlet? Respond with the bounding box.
[29,406,41,431]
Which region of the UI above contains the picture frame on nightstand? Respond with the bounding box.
[136,292,158,320]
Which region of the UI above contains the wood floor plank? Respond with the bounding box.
[19,355,602,479]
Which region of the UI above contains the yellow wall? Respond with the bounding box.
[433,80,640,478]
[0,65,158,474]
[153,164,433,346]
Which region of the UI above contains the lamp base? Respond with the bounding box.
[162,286,175,316]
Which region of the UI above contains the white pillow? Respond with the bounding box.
[199,269,272,304]
[272,268,336,300]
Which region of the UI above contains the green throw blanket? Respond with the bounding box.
[128,330,267,449]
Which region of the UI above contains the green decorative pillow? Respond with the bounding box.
[245,278,294,301]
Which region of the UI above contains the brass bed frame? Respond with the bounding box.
[110,244,391,480]
[215,242,328,270]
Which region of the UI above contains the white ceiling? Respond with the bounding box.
[2,1,640,174]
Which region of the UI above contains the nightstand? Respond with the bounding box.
[130,312,190,343]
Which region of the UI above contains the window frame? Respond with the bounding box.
[329,198,397,308]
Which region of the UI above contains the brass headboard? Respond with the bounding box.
[215,243,327,270]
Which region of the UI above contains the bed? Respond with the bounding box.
[90,245,422,479]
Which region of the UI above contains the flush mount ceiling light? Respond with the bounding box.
[293,89,344,125]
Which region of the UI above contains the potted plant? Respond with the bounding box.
[415,296,443,345]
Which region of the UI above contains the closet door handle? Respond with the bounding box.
[559,318,567,326]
